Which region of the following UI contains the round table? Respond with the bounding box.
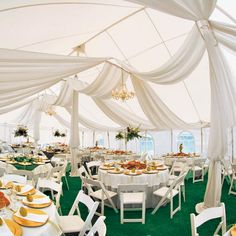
[1,188,60,236]
[164,156,206,166]
[98,168,169,208]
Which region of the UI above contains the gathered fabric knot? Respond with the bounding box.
[196,19,218,46]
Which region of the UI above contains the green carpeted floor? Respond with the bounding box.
[59,173,236,236]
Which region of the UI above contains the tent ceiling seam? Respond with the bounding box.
[124,32,189,61]
[0,2,140,13]
[68,6,145,55]
[144,9,202,122]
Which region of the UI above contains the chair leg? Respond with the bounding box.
[142,200,146,224]
[182,185,186,202]
[107,197,118,213]
[101,199,104,216]
[170,197,173,219]
[120,202,124,224]
[64,176,70,190]
[152,197,165,215]
[229,178,235,195]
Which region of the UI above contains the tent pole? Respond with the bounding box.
[170,129,173,153]
[93,131,95,146]
[200,127,203,154]
[232,127,234,162]
[82,131,84,148]
[107,131,110,149]
[70,90,79,176]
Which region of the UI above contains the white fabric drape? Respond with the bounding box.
[127,0,236,208]
[94,99,154,130]
[119,25,205,84]
[0,48,107,105]
[132,78,203,130]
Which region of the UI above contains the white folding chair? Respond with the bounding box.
[228,163,236,195]
[87,216,106,236]
[168,165,189,203]
[221,159,233,187]
[81,176,118,216]
[58,190,99,236]
[3,174,27,184]
[192,159,205,183]
[86,161,101,180]
[190,203,226,236]
[36,177,62,214]
[78,166,91,190]
[152,173,186,218]
[118,184,147,224]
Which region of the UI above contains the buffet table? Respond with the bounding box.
[0,185,60,235]
[98,167,169,208]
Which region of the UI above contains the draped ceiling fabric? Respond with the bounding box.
[0,0,235,204]
[127,0,236,208]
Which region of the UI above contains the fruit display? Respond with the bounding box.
[121,160,146,170]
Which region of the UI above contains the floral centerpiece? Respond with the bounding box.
[115,125,142,150]
[53,129,66,137]
[14,125,28,137]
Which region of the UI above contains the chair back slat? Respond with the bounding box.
[87,216,106,236]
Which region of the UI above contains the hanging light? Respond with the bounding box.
[45,105,56,116]
[112,70,135,102]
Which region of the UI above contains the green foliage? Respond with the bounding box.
[53,129,66,137]
[115,125,142,142]
[14,125,28,137]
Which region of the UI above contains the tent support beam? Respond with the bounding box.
[70,6,145,55]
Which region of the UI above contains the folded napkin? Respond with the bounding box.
[0,219,14,236]
[25,196,50,204]
[15,209,48,223]
[18,185,33,194]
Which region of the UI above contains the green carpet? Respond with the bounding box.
[60,174,236,236]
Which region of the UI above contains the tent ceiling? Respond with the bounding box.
[0,0,235,130]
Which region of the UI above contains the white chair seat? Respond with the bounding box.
[123,192,144,204]
[169,175,177,180]
[192,166,202,171]
[59,215,85,233]
[91,174,98,180]
[173,167,182,172]
[90,189,117,200]
[153,187,179,199]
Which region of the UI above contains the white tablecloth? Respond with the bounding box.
[98,169,169,188]
[164,156,206,166]
[1,189,60,236]
[98,168,169,208]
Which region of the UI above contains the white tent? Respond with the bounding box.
[0,0,236,208]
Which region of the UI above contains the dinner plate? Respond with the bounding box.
[5,219,22,236]
[143,170,158,174]
[13,208,49,227]
[33,162,45,165]
[156,166,168,171]
[0,181,14,189]
[124,171,142,176]
[22,195,52,208]
[231,225,236,236]
[107,169,123,174]
[16,186,36,196]
[99,166,115,170]
[18,162,32,166]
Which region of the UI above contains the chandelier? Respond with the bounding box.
[112,70,135,102]
[45,105,56,116]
